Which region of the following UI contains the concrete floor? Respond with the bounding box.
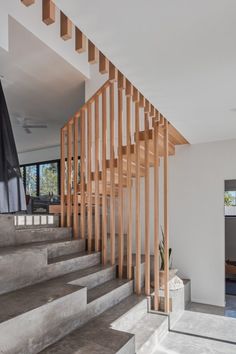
[154,296,236,354]
[154,331,236,354]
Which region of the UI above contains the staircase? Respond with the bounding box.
[0,215,174,354]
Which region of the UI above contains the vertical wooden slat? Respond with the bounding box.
[73,116,79,238]
[21,0,35,6]
[164,119,170,312]
[60,12,72,40]
[133,88,139,103]
[126,95,132,280]
[118,88,124,278]
[94,96,100,252]
[80,109,86,239]
[60,128,65,227]
[139,94,145,108]
[42,0,55,25]
[154,120,160,311]
[67,122,72,227]
[118,72,125,90]
[109,83,115,265]
[75,27,86,53]
[126,80,133,97]
[109,62,118,82]
[99,52,109,74]
[87,104,92,252]
[88,41,98,64]
[102,89,107,265]
[135,101,141,294]
[144,112,150,295]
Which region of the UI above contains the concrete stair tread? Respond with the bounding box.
[48,251,98,264]
[127,313,168,351]
[87,278,130,303]
[0,263,111,324]
[0,279,81,324]
[41,321,134,354]
[0,239,79,255]
[40,293,144,354]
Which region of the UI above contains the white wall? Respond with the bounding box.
[18,145,60,165]
[167,138,236,307]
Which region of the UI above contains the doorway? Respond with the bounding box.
[225,180,236,317]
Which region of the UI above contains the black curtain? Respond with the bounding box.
[0,81,26,213]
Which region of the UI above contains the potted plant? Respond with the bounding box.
[159,226,177,288]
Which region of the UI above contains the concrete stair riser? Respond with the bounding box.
[47,253,101,279]
[85,281,134,324]
[0,288,87,354]
[0,251,100,295]
[0,247,47,295]
[69,265,116,289]
[116,336,135,354]
[136,315,169,354]
[111,297,147,332]
[47,239,85,259]
[14,227,72,246]
[0,215,69,247]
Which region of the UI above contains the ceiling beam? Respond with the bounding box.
[75,27,86,53]
[88,41,98,64]
[99,52,109,74]
[60,12,72,40]
[42,0,55,25]
[21,0,35,6]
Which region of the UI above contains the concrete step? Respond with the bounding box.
[0,239,85,259]
[0,264,116,354]
[41,280,135,354]
[14,226,72,245]
[0,248,100,295]
[0,215,70,247]
[111,295,168,353]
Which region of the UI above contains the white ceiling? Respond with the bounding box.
[0,17,85,153]
[55,0,236,144]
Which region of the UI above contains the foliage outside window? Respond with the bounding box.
[20,160,60,197]
[224,191,236,206]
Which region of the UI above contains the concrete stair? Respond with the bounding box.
[0,215,137,354]
[41,293,169,354]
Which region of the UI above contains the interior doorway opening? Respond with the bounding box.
[225,180,236,317]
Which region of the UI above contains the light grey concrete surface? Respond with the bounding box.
[69,265,116,289]
[0,249,100,295]
[171,310,236,343]
[153,331,236,354]
[111,296,168,354]
[0,287,87,354]
[0,215,71,246]
[47,239,85,259]
[0,246,48,294]
[41,292,147,354]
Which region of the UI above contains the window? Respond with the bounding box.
[25,165,37,196]
[20,160,60,196]
[225,191,236,206]
[225,191,236,216]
